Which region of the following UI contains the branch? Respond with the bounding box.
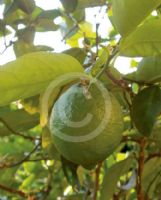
[145,151,161,162]
[121,135,141,144]
[0,117,36,141]
[1,40,13,55]
[123,77,153,86]
[95,23,100,55]
[93,162,103,200]
[105,70,132,93]
[41,163,54,200]
[62,24,78,41]
[0,184,26,198]
[0,143,40,169]
[136,138,146,200]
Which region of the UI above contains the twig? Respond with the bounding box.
[121,135,141,144]
[123,77,154,86]
[0,143,40,169]
[136,138,146,200]
[25,157,50,162]
[0,117,36,141]
[62,24,78,41]
[145,151,161,162]
[41,163,54,200]
[0,183,26,198]
[1,40,13,55]
[95,23,100,55]
[93,162,103,200]
[105,70,131,93]
[96,46,119,79]
[113,191,122,200]
[61,11,84,41]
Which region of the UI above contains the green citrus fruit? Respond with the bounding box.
[49,82,123,169]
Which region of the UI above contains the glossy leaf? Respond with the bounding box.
[14,0,35,14]
[63,48,86,64]
[4,7,27,26]
[13,41,54,57]
[77,0,106,8]
[126,57,161,84]
[0,52,83,106]
[112,0,161,36]
[152,125,161,148]
[21,95,40,114]
[36,18,58,32]
[60,0,78,13]
[120,18,161,57]
[91,47,109,74]
[36,9,61,20]
[142,158,161,198]
[100,157,133,200]
[0,136,33,155]
[0,167,18,187]
[16,27,35,43]
[0,108,39,136]
[131,86,161,136]
[42,127,60,160]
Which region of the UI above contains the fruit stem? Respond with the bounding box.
[93,161,103,200]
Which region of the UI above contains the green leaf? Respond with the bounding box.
[36,9,61,20]
[35,18,58,32]
[128,57,161,84]
[77,0,106,9]
[31,6,43,21]
[0,19,11,37]
[42,127,60,160]
[14,0,35,14]
[79,21,95,38]
[131,86,161,136]
[111,87,131,108]
[119,18,161,57]
[21,95,40,114]
[16,27,35,43]
[72,8,85,22]
[142,158,161,198]
[112,0,161,36]
[13,41,54,57]
[124,72,137,82]
[60,0,78,13]
[5,7,27,27]
[60,193,90,200]
[63,48,86,64]
[100,157,133,200]
[0,167,18,187]
[91,47,109,75]
[152,125,161,148]
[0,108,39,136]
[0,136,33,155]
[61,156,79,189]
[0,52,84,106]
[34,45,54,52]
[13,40,33,57]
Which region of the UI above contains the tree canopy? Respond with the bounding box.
[0,0,161,200]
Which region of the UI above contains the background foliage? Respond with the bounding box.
[0,0,161,199]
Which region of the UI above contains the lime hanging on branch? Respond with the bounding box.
[49,79,124,169]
